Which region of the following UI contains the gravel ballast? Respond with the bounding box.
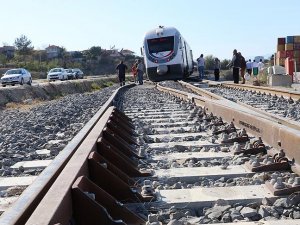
[0,85,117,177]
[119,84,300,224]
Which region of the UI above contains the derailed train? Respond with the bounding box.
[142,26,194,82]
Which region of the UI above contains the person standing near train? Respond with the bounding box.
[213,57,221,81]
[246,59,252,75]
[136,59,144,85]
[258,59,264,79]
[252,59,259,79]
[131,61,138,83]
[116,60,128,86]
[239,52,246,84]
[227,49,241,84]
[197,54,205,81]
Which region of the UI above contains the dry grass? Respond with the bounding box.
[245,69,268,86]
[5,99,44,111]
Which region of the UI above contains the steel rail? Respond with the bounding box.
[25,105,146,225]
[179,80,300,131]
[214,82,300,100]
[25,107,115,224]
[157,83,300,175]
[0,84,134,225]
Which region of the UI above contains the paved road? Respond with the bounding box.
[0,75,119,89]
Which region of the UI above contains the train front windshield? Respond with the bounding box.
[147,36,174,53]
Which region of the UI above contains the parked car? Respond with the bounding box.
[64,69,76,80]
[47,68,68,81]
[73,68,84,79]
[1,68,32,87]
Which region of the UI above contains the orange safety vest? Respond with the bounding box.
[131,65,137,76]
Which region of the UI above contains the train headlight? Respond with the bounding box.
[157,65,168,75]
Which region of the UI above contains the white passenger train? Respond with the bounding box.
[142,26,194,82]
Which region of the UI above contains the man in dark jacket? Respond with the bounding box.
[239,52,246,84]
[227,49,241,84]
[116,61,128,86]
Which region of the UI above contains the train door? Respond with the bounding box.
[190,50,194,74]
[184,42,189,76]
[179,37,184,64]
[178,37,186,77]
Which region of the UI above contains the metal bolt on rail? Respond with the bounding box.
[251,158,261,167]
[213,122,237,135]
[235,143,242,153]
[270,174,278,185]
[288,173,296,185]
[219,133,229,142]
[221,129,249,144]
[293,177,300,187]
[265,175,300,196]
[244,141,251,149]
[274,177,286,189]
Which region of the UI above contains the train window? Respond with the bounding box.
[147,36,174,53]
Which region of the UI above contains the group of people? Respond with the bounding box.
[196,54,221,81]
[228,49,264,84]
[246,58,264,79]
[197,50,265,84]
[115,59,144,86]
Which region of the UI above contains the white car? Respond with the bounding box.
[64,69,76,80]
[1,68,32,87]
[47,68,68,81]
[73,68,84,79]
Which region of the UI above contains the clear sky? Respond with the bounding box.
[1,0,300,60]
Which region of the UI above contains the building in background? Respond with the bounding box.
[45,45,63,59]
[0,46,15,59]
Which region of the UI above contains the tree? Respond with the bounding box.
[72,51,83,58]
[0,54,7,67]
[14,35,34,56]
[86,46,102,60]
[204,55,215,70]
[58,46,68,67]
[221,59,231,70]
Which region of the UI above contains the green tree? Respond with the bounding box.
[14,35,34,56]
[204,55,215,70]
[58,46,67,59]
[86,46,102,60]
[72,51,83,58]
[0,54,7,67]
[58,46,68,67]
[221,59,231,70]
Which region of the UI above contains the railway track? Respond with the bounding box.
[176,80,300,130]
[1,82,300,224]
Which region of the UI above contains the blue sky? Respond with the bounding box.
[1,0,300,60]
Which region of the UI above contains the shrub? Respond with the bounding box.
[91,82,101,90]
[102,81,114,87]
[221,70,232,81]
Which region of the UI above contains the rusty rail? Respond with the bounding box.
[179,80,300,131]
[178,80,223,100]
[0,84,134,225]
[23,106,149,225]
[214,82,300,101]
[157,83,300,174]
